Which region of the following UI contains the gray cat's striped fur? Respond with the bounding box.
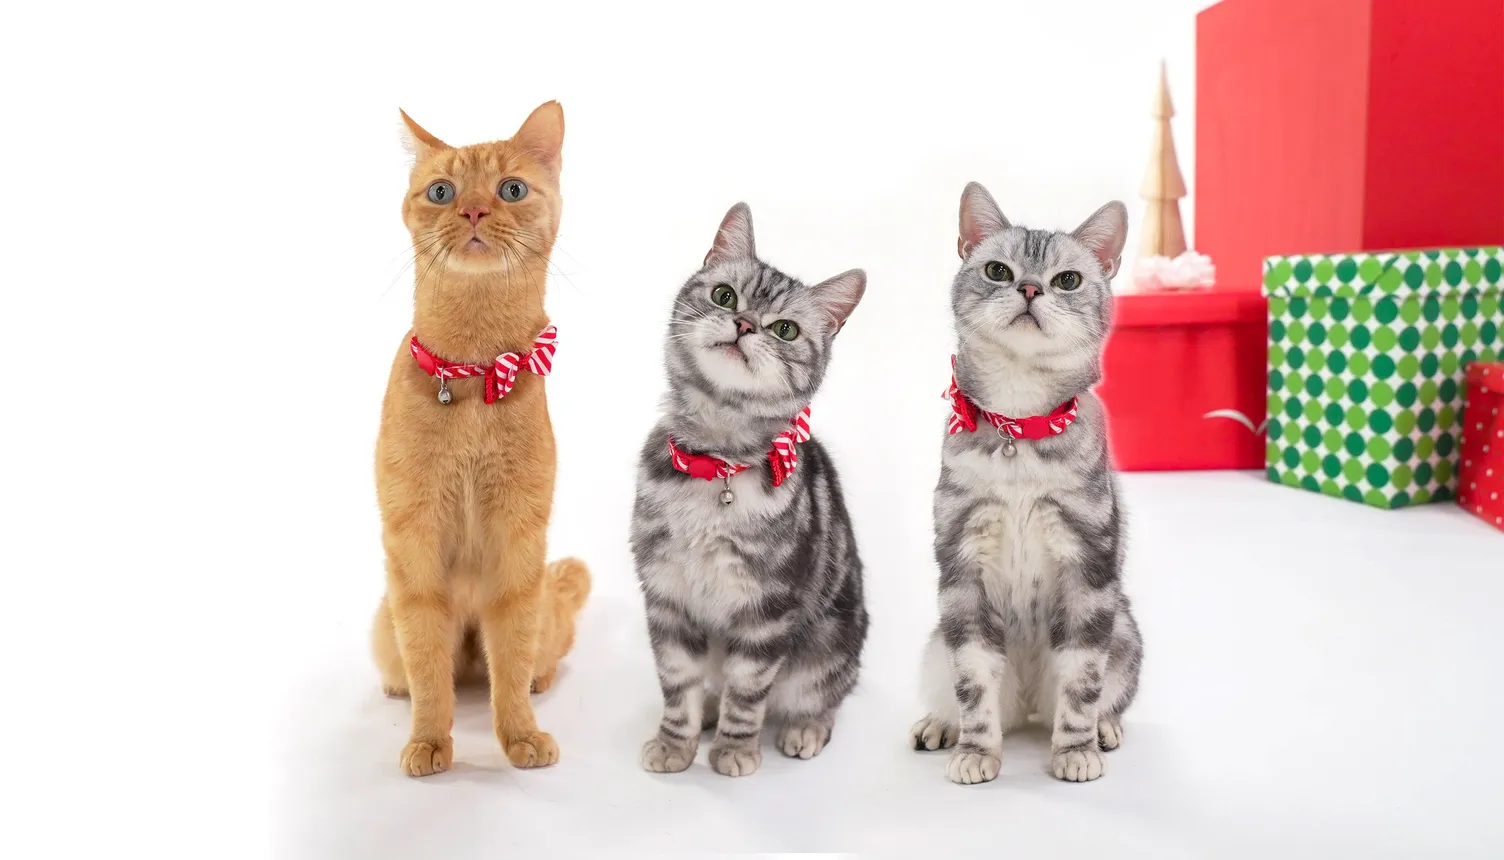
[909,183,1143,784]
[631,203,869,777]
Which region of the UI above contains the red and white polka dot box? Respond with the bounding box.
[1459,361,1504,532]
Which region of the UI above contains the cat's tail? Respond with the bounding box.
[545,556,592,619]
[531,557,592,693]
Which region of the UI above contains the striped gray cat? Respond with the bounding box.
[630,203,869,777]
[909,183,1143,784]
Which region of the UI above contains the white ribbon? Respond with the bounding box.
[1203,408,1270,435]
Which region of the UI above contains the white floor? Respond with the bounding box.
[274,472,1504,858]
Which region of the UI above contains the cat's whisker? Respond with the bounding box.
[668,315,715,333]
[667,318,714,333]
[667,310,708,325]
[380,234,449,298]
[953,314,995,353]
[544,239,585,271]
[499,240,547,310]
[672,311,715,327]
[380,231,441,268]
[414,239,452,288]
[509,233,586,299]
[672,297,715,317]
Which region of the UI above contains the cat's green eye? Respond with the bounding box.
[983,261,1014,282]
[498,179,529,203]
[426,181,456,205]
[711,284,737,309]
[1052,271,1083,291]
[770,320,800,341]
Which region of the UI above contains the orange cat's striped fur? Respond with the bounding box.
[371,102,590,777]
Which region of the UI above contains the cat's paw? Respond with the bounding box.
[778,721,832,760]
[1097,716,1123,751]
[909,714,957,751]
[641,737,696,773]
[709,744,762,777]
[1051,746,1105,782]
[504,730,559,768]
[946,750,1001,785]
[399,738,452,777]
[382,684,409,698]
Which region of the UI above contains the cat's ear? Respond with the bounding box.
[513,100,565,172]
[1071,201,1129,279]
[959,182,1010,259]
[704,202,756,267]
[399,109,448,163]
[812,268,866,334]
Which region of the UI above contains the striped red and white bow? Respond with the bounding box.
[944,357,1078,439]
[409,325,557,404]
[668,407,813,488]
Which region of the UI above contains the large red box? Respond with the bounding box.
[1195,0,1504,289]
[1458,362,1504,532]
[1100,290,1268,471]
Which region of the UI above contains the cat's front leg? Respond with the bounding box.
[384,542,456,778]
[641,608,709,774]
[940,607,1008,786]
[708,643,785,777]
[1047,598,1116,782]
[931,494,1010,784]
[481,500,556,769]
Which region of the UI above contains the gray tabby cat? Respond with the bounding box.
[630,203,869,777]
[909,183,1143,785]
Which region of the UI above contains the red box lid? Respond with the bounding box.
[1113,288,1266,328]
[1467,361,1504,388]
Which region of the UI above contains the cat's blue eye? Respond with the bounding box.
[1051,271,1082,291]
[770,320,800,341]
[711,284,737,309]
[983,261,1013,282]
[426,181,456,205]
[498,179,528,203]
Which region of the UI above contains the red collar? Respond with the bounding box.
[668,407,813,488]
[409,325,556,404]
[944,356,1079,439]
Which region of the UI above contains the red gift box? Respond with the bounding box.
[1458,362,1504,532]
[1100,289,1267,471]
[1195,0,1504,289]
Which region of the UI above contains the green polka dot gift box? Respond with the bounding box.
[1262,247,1504,508]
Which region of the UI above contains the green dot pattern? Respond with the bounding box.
[1262,247,1504,509]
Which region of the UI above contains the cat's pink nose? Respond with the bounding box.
[1017,281,1043,300]
[735,317,756,336]
[461,206,489,225]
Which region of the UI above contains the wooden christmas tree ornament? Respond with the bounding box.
[1140,60,1188,259]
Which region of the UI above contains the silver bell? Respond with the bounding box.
[437,379,452,404]
[1001,438,1017,458]
[719,489,735,505]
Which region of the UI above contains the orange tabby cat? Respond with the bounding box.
[370,102,590,777]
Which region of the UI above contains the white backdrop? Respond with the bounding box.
[3,0,1246,855]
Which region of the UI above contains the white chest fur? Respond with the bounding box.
[944,442,1081,634]
[640,469,788,627]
